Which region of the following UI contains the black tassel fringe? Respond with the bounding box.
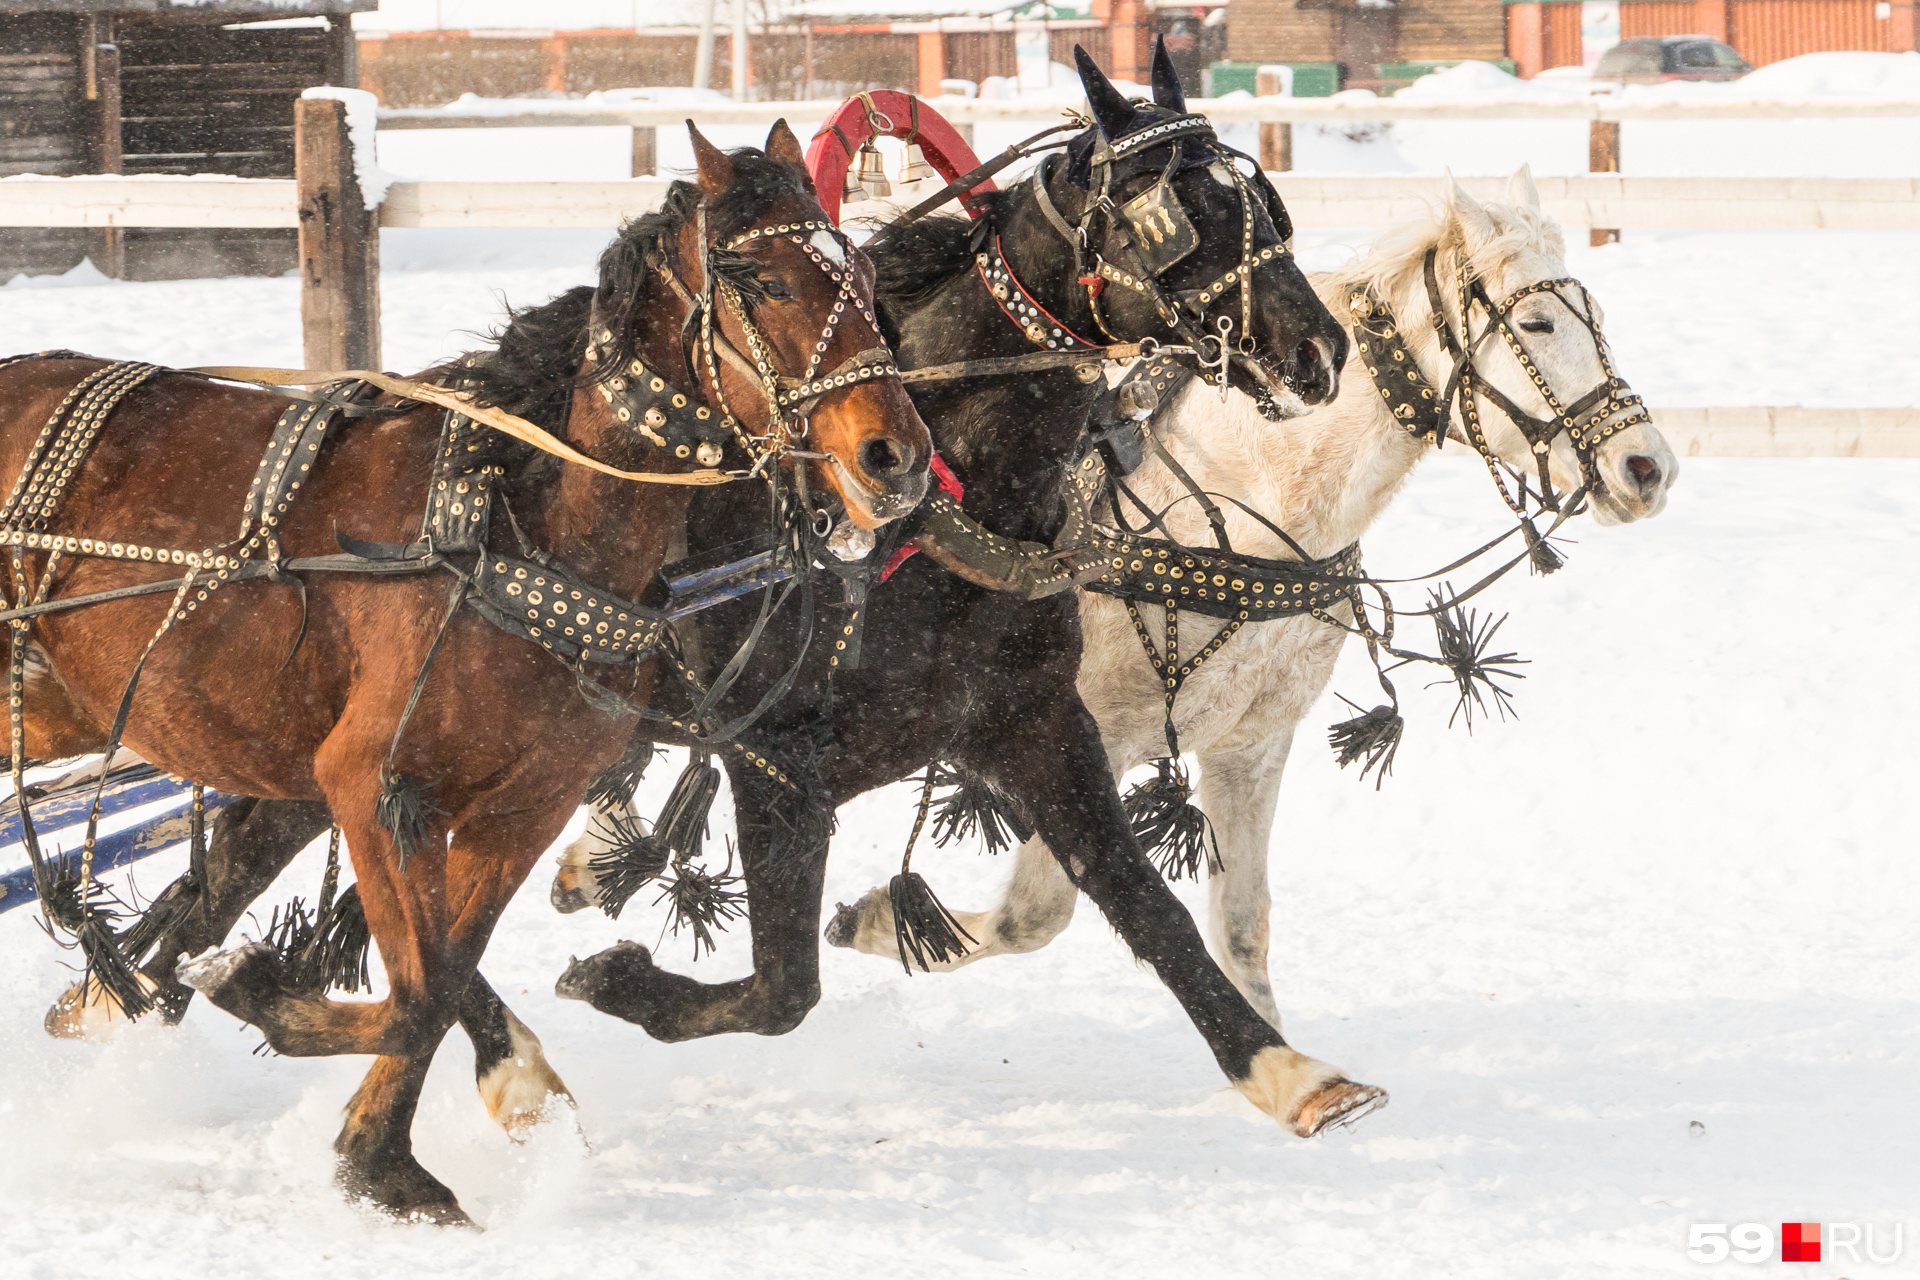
[36,858,153,1019]
[655,759,721,861]
[585,806,672,920]
[888,870,975,974]
[1329,696,1405,788]
[375,769,441,871]
[1522,518,1564,575]
[927,760,1032,856]
[115,869,202,964]
[1122,757,1220,881]
[1428,590,1527,730]
[584,738,663,809]
[654,848,748,960]
[262,883,373,994]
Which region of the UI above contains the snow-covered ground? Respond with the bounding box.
[3,95,1918,1275]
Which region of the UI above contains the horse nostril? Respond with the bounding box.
[1625,454,1661,489]
[1296,338,1321,374]
[858,436,910,479]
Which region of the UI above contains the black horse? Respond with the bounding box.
[76,46,1380,1140]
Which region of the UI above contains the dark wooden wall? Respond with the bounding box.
[1,14,347,281]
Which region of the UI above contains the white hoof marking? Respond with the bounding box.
[1233,1044,1388,1137]
[477,1009,575,1140]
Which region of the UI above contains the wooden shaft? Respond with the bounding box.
[631,126,656,178]
[1589,119,1620,247]
[296,98,382,371]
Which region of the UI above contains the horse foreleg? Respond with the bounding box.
[824,828,1080,969]
[332,802,572,1223]
[557,758,830,1041]
[1196,734,1293,1030]
[970,692,1386,1138]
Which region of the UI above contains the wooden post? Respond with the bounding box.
[296,98,381,371]
[1589,119,1620,247]
[631,125,656,177]
[1256,68,1292,173]
[324,19,359,89]
[84,18,123,278]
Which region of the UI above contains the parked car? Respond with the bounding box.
[1594,36,1752,83]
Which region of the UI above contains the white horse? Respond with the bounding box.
[816,170,1678,1025]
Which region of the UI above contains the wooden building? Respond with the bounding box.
[1225,0,1507,88]
[0,0,371,280]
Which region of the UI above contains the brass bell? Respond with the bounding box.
[854,139,890,200]
[696,441,724,467]
[841,158,865,204]
[899,138,936,184]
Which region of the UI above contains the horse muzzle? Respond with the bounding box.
[1588,431,1678,525]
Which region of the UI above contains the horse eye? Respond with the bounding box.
[1519,317,1554,334]
[761,278,792,301]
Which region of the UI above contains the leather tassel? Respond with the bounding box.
[928,760,1032,855]
[655,757,721,861]
[655,850,747,960]
[1429,590,1527,730]
[585,806,672,920]
[1122,757,1220,881]
[1328,697,1404,788]
[1522,517,1564,575]
[888,870,974,974]
[375,768,440,872]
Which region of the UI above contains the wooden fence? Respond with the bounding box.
[4,97,1916,456]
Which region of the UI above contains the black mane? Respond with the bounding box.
[865,189,1014,313]
[456,146,815,442]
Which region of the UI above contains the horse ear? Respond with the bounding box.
[1506,163,1542,211]
[764,118,812,185]
[688,121,734,198]
[1075,45,1136,139]
[1444,173,1499,248]
[1150,35,1186,112]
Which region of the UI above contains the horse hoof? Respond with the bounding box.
[553,940,651,1003]
[175,942,272,996]
[337,1155,475,1228]
[824,902,859,949]
[44,972,160,1041]
[1291,1080,1389,1138]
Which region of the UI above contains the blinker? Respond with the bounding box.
[1117,179,1199,277]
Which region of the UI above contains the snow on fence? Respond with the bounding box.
[4,97,1917,457]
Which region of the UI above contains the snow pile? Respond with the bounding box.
[301,87,403,208]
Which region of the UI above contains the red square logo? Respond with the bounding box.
[1782,1222,1822,1262]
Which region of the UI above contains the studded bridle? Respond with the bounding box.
[1350,247,1651,520]
[1016,109,1301,401]
[594,209,902,475]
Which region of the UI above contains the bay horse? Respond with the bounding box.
[2,123,929,1224]
[826,171,1680,1021]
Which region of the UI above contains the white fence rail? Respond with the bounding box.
[8,175,1918,232]
[375,96,1920,128]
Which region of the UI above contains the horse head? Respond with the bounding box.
[1427,169,1675,524]
[1056,41,1346,418]
[585,123,930,528]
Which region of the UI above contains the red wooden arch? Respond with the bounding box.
[804,91,993,225]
